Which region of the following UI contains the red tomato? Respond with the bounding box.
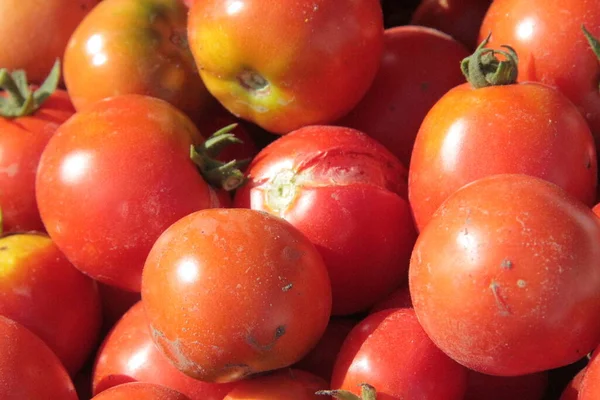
[329,308,468,400]
[579,351,600,399]
[91,382,190,400]
[0,315,78,399]
[369,284,412,313]
[35,94,241,292]
[0,233,102,376]
[141,208,332,383]
[223,369,328,400]
[64,0,212,123]
[337,26,469,167]
[93,301,235,399]
[464,370,548,400]
[410,174,600,376]
[234,125,416,315]
[479,0,600,140]
[0,63,75,233]
[561,367,587,400]
[187,0,384,134]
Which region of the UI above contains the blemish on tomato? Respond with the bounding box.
[489,280,511,316]
[501,259,513,269]
[282,283,293,292]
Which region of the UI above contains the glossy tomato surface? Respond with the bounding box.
[91,382,190,400]
[223,369,328,400]
[410,174,600,376]
[142,208,332,383]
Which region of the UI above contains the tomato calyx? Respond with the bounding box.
[0,59,61,118]
[316,383,378,400]
[582,25,600,92]
[190,123,250,191]
[460,33,519,89]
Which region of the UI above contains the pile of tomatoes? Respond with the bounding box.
[2,0,600,399]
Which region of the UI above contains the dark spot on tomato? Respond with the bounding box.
[420,81,430,91]
[501,259,513,269]
[275,325,286,339]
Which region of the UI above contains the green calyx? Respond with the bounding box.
[582,25,600,92]
[0,59,61,118]
[190,123,250,191]
[316,383,377,400]
[461,33,519,89]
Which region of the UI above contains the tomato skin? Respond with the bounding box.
[64,0,212,122]
[223,369,328,400]
[331,308,468,400]
[409,82,597,231]
[91,382,190,400]
[463,370,548,400]
[187,0,384,134]
[0,0,100,84]
[36,94,214,292]
[560,367,586,400]
[0,89,75,233]
[0,233,102,376]
[369,284,412,313]
[234,125,416,315]
[0,315,78,400]
[93,301,235,399]
[579,350,600,399]
[141,208,332,383]
[410,174,600,376]
[337,26,468,167]
[480,0,600,139]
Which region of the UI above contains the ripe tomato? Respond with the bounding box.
[409,44,597,231]
[369,284,412,313]
[0,62,75,233]
[337,26,469,167]
[91,383,190,400]
[0,233,102,376]
[141,208,332,383]
[223,369,328,400]
[560,367,586,400]
[36,94,243,292]
[479,0,600,140]
[328,308,468,400]
[0,315,78,399]
[187,0,384,134]
[410,174,600,376]
[463,370,548,400]
[93,301,235,399]
[64,0,212,123]
[579,350,600,399]
[0,0,100,84]
[234,125,416,315]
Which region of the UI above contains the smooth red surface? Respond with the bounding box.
[223,369,328,400]
[91,382,190,400]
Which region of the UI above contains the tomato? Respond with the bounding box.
[328,308,468,400]
[463,370,548,400]
[93,301,235,399]
[411,0,493,50]
[91,382,190,400]
[223,369,328,400]
[410,174,600,376]
[187,0,384,134]
[369,284,412,313]
[36,94,244,292]
[337,26,469,167]
[561,367,587,400]
[0,315,78,399]
[479,0,600,140]
[579,350,600,399]
[0,62,75,233]
[0,0,99,84]
[234,125,416,315]
[409,42,597,231]
[63,0,212,123]
[141,208,332,383]
[0,233,102,376]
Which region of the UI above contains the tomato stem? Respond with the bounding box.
[460,33,519,88]
[0,59,61,118]
[582,25,600,92]
[316,383,377,400]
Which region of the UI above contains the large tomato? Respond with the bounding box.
[327,308,468,400]
[234,125,416,315]
[0,233,102,376]
[187,0,384,134]
[93,301,235,399]
[337,26,469,167]
[36,94,244,291]
[141,208,332,383]
[409,41,597,231]
[0,0,100,84]
[0,62,75,233]
[63,0,212,123]
[410,174,600,376]
[479,0,600,139]
[91,383,190,400]
[223,369,328,400]
[0,315,78,399]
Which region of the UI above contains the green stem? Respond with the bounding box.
[460,33,519,89]
[316,384,377,400]
[582,25,600,92]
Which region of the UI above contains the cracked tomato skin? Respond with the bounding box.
[409,174,600,376]
[0,315,78,400]
[234,125,416,315]
[141,208,332,383]
[91,382,190,400]
[187,0,384,134]
[223,369,328,400]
